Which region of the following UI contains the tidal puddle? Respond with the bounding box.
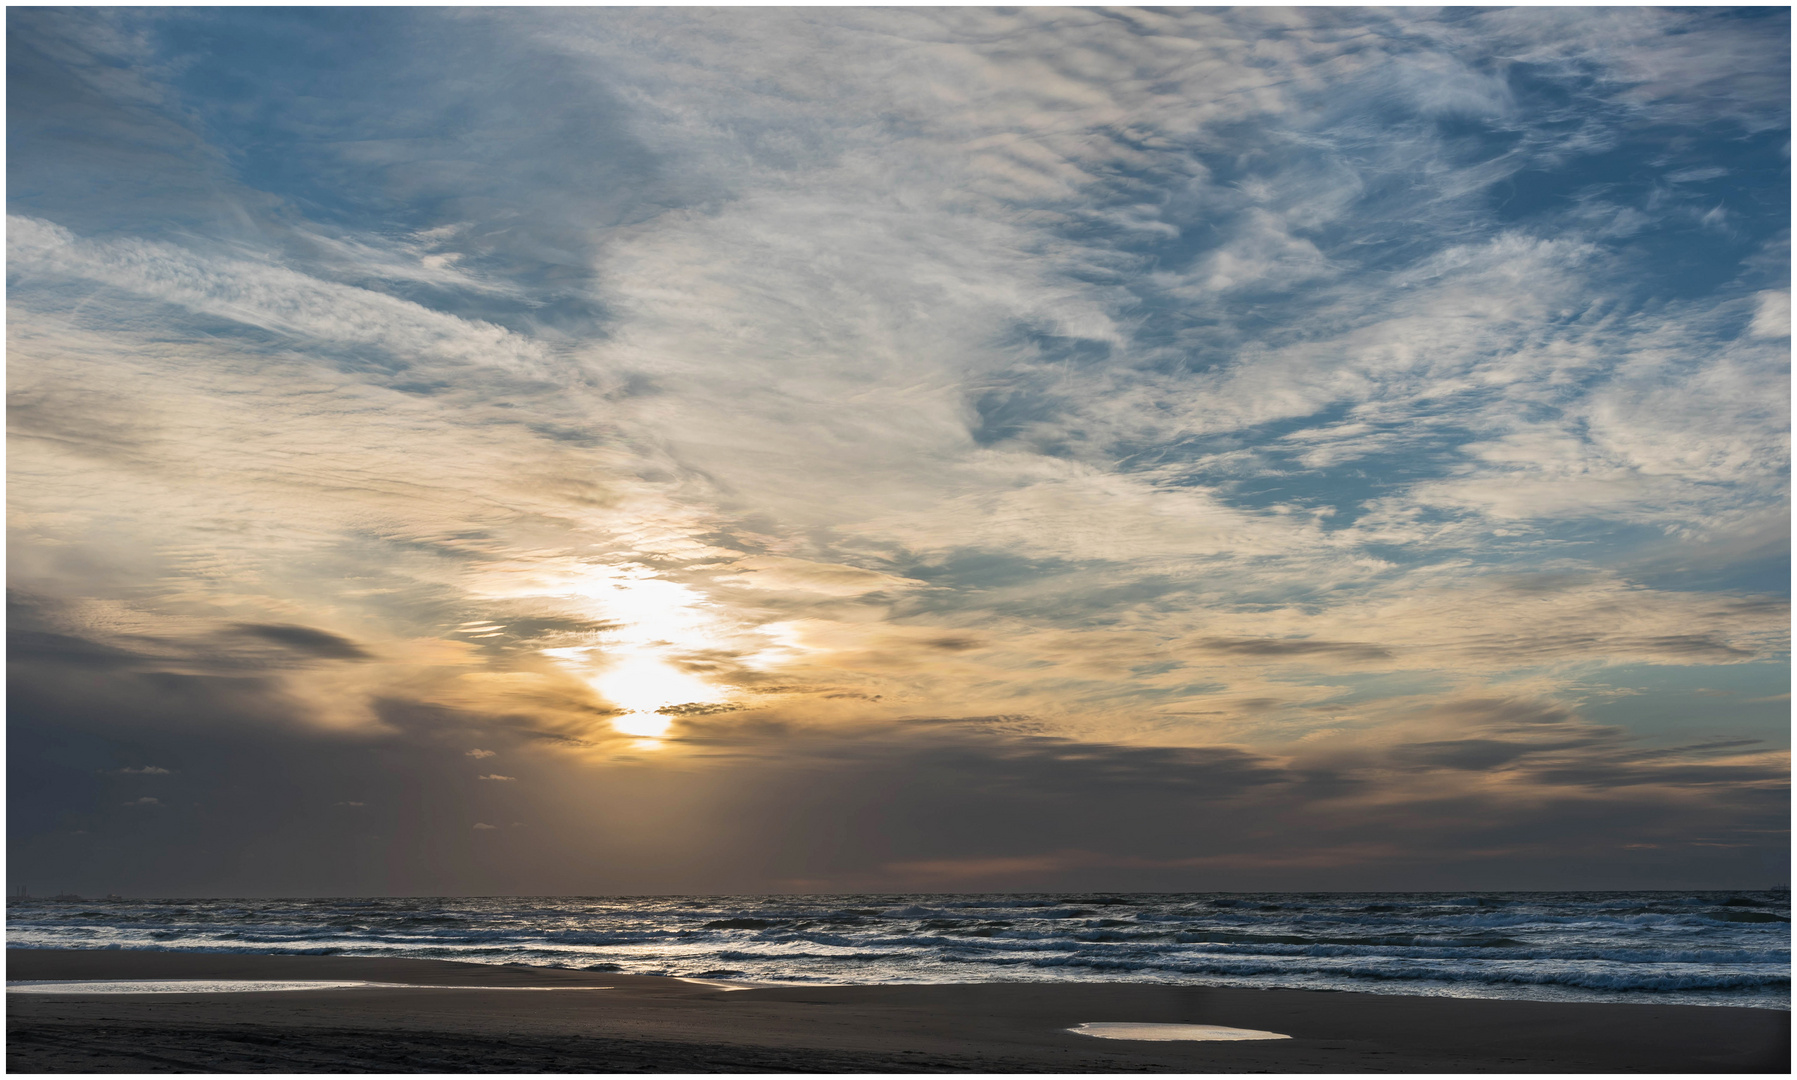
[1070,1022,1292,1042]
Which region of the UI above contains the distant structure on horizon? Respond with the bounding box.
[12,886,87,902]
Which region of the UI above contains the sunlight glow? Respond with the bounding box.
[477,558,811,747]
[507,563,742,744]
[611,713,675,739]
[596,652,721,739]
[597,653,720,714]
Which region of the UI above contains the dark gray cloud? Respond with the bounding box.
[1392,738,1538,772]
[1198,637,1394,661]
[8,628,144,670]
[9,642,1788,894]
[8,595,376,674]
[229,623,372,661]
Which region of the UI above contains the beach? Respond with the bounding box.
[5,950,1788,1072]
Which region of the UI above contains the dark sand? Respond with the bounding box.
[5,949,1788,1073]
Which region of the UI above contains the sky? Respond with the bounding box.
[7,7,1790,897]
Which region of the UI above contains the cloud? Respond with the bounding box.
[115,766,171,775]
[8,216,551,379]
[1750,290,1791,339]
[10,646,1785,893]
[472,822,498,830]
[1198,638,1393,662]
[718,557,919,597]
[5,8,1786,894]
[9,629,146,670]
[477,774,516,782]
[230,624,372,661]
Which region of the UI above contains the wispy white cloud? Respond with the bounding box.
[9,216,549,376]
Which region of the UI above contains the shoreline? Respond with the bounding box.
[7,942,1787,1012]
[6,948,1790,1072]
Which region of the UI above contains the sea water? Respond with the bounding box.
[6,891,1788,1009]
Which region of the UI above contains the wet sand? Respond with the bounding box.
[6,949,1789,1072]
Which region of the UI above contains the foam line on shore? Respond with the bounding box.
[673,977,769,991]
[7,979,613,994]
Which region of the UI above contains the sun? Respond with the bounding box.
[492,560,765,746]
[594,651,721,739]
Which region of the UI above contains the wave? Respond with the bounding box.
[1002,952,1791,993]
[11,890,1787,1010]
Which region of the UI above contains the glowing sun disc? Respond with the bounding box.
[594,655,719,714]
[611,712,673,739]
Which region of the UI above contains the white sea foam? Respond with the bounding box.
[7,980,402,994]
[6,980,613,994]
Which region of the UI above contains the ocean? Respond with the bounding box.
[7,891,1788,1010]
